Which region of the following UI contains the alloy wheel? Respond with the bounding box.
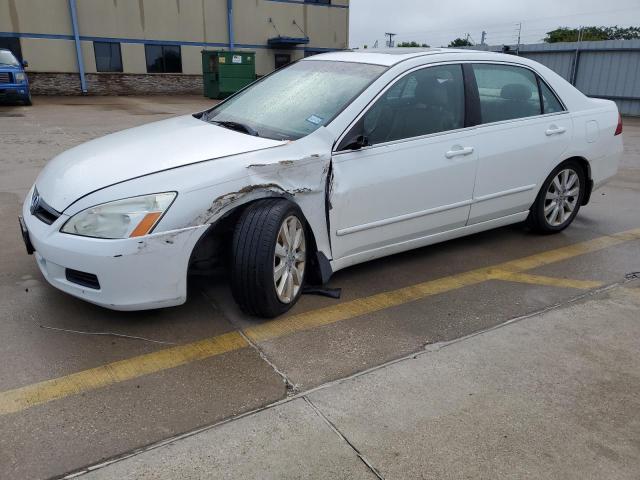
[273,215,306,303]
[544,168,580,227]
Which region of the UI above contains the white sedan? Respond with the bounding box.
[20,49,623,317]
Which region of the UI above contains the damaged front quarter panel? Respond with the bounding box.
[190,127,335,260]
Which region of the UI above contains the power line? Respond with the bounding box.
[378,5,640,39]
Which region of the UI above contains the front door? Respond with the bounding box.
[329,64,478,262]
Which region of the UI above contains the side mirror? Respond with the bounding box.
[22,60,29,68]
[343,134,370,151]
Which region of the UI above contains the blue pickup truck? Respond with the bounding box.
[0,48,32,106]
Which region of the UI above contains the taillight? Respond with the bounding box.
[615,113,623,136]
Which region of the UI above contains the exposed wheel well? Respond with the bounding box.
[563,156,593,205]
[188,197,323,282]
[535,156,592,208]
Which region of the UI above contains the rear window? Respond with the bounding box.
[540,81,564,114]
[473,64,542,123]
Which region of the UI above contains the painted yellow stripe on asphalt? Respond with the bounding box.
[0,331,247,416]
[244,228,640,343]
[489,271,603,290]
[499,231,639,272]
[1,227,639,416]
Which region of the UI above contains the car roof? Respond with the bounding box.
[304,48,508,67]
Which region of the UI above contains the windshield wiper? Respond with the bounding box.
[211,120,259,137]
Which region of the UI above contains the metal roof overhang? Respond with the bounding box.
[267,36,310,48]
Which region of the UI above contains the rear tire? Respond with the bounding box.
[230,199,307,318]
[527,160,586,234]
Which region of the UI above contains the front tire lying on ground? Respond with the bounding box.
[231,199,307,318]
[527,160,586,234]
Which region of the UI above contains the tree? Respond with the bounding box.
[397,41,430,48]
[448,37,473,47]
[545,26,640,43]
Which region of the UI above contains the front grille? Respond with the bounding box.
[0,72,11,83]
[30,188,61,225]
[65,269,101,290]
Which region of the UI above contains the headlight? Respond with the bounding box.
[61,192,176,239]
[15,72,26,83]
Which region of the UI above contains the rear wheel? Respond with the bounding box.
[527,160,586,233]
[231,199,307,317]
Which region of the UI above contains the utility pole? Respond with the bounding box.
[385,32,396,48]
[516,22,522,55]
[570,26,583,85]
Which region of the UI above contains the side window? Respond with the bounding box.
[356,64,465,146]
[539,80,564,114]
[472,64,541,123]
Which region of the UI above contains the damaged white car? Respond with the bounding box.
[20,49,622,317]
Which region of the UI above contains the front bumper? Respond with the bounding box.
[21,193,208,311]
[0,83,29,101]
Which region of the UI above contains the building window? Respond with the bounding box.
[145,44,182,73]
[274,54,291,70]
[94,42,123,72]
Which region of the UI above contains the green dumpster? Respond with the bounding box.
[202,50,256,99]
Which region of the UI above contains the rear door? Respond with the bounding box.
[329,63,478,261]
[466,62,572,224]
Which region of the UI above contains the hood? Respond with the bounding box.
[36,115,284,211]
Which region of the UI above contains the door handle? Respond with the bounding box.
[445,146,474,159]
[545,125,566,136]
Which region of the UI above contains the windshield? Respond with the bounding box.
[0,50,19,67]
[205,60,386,140]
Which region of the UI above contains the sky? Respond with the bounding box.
[349,0,640,48]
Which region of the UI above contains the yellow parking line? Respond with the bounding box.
[1,227,639,416]
[0,331,247,416]
[489,271,603,290]
[244,228,640,343]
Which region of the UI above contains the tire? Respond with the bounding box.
[231,199,307,318]
[23,93,32,106]
[526,160,586,234]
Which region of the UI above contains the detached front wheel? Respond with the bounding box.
[231,199,307,318]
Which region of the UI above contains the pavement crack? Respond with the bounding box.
[303,396,386,480]
[38,325,176,345]
[200,288,299,395]
[236,327,300,396]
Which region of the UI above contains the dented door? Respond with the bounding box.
[329,129,479,262]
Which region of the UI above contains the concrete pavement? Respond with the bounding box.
[1,97,639,478]
[81,282,640,480]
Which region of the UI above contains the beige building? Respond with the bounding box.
[0,0,349,95]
